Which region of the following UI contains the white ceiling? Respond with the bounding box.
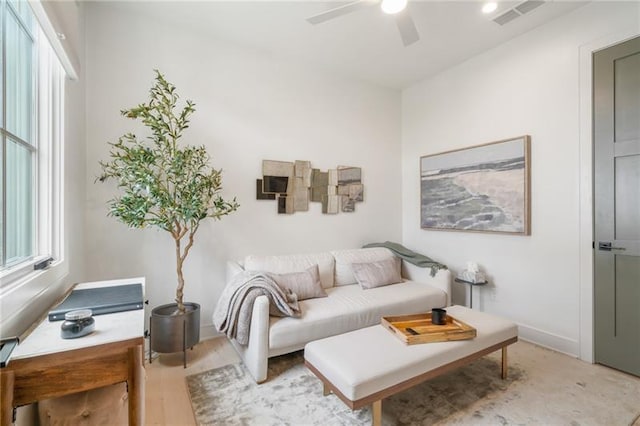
[115,1,587,89]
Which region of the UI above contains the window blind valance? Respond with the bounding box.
[28,0,80,80]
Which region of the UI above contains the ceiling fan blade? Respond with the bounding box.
[306,1,374,25]
[395,11,420,46]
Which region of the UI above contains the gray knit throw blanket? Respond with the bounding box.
[213,271,300,345]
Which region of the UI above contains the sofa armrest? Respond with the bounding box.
[228,294,270,383]
[402,263,452,307]
[225,260,271,382]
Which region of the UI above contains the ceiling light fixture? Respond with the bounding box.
[381,0,408,15]
[482,2,498,14]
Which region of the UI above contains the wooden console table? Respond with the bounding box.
[0,278,145,425]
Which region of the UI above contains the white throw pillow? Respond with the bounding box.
[331,248,395,286]
[268,265,328,300]
[244,252,335,288]
[351,257,402,289]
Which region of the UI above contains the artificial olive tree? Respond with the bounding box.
[99,71,238,313]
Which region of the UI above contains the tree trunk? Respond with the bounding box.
[174,237,185,313]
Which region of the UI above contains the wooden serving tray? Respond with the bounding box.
[381,312,477,345]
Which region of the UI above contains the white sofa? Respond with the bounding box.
[222,247,451,383]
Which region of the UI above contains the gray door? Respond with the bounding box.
[594,36,640,377]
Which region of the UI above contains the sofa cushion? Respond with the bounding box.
[268,265,328,301]
[352,257,402,289]
[245,252,335,289]
[331,248,395,286]
[268,280,446,350]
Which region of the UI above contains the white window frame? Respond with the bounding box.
[0,0,66,334]
[1,0,37,273]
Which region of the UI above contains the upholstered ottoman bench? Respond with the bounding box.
[304,305,518,426]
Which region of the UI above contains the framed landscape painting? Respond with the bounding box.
[420,136,531,235]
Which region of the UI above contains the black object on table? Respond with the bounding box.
[454,278,488,309]
[48,283,143,321]
[0,337,19,368]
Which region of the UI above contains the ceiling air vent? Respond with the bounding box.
[515,0,545,15]
[492,0,546,26]
[493,9,520,25]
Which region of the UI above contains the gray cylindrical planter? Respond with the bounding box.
[149,302,200,368]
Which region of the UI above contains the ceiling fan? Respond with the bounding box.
[306,0,420,47]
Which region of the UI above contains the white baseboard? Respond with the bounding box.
[200,323,222,340]
[517,322,579,358]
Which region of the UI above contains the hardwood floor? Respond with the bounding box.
[145,336,239,425]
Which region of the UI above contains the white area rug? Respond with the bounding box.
[186,342,640,425]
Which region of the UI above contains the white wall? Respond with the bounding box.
[402,2,640,357]
[84,3,402,336]
[63,64,87,308]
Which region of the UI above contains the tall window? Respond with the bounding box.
[1,0,64,278]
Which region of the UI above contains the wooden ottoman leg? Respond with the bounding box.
[501,346,508,380]
[323,382,331,396]
[372,400,382,426]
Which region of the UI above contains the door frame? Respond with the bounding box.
[578,29,640,363]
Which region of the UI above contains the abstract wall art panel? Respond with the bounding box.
[337,166,361,185]
[310,169,328,203]
[420,136,531,235]
[262,176,289,194]
[277,195,287,214]
[348,184,364,202]
[263,160,294,177]
[256,179,276,200]
[258,160,364,215]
